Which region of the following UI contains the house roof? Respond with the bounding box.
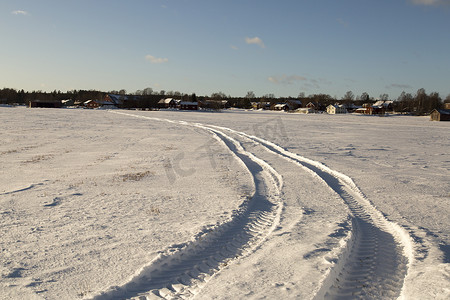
[435,109,450,115]
[274,103,287,108]
[30,99,61,103]
[158,98,175,104]
[107,94,126,105]
[373,100,393,107]
[84,100,116,106]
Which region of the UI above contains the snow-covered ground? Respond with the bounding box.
[1,107,448,299]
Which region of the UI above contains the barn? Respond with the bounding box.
[29,100,62,108]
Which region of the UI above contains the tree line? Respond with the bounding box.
[1,87,448,115]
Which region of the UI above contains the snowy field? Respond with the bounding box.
[1,107,449,299]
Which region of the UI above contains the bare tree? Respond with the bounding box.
[415,88,427,114]
[445,94,450,103]
[342,91,355,101]
[360,92,370,102]
[143,88,153,95]
[211,92,227,100]
[379,93,389,101]
[245,91,256,99]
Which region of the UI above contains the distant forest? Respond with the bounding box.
[0,87,448,115]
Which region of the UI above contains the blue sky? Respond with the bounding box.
[1,0,449,99]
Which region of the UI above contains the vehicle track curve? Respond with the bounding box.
[89,112,283,299]
[204,124,414,299]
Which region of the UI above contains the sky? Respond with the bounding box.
[1,0,449,99]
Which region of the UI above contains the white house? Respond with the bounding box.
[326,104,347,114]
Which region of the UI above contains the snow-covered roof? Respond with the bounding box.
[373,100,393,107]
[107,94,126,105]
[274,103,287,108]
[180,101,198,105]
[158,98,175,104]
[84,100,116,106]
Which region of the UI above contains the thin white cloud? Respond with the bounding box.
[145,55,168,64]
[245,37,265,48]
[409,0,450,5]
[12,10,29,16]
[337,18,349,27]
[268,75,307,85]
[268,75,332,91]
[386,83,412,90]
[230,45,238,50]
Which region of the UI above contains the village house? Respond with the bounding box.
[286,99,302,110]
[342,102,360,113]
[430,109,450,121]
[373,100,394,111]
[326,104,347,114]
[252,101,271,110]
[84,100,101,109]
[158,98,177,109]
[354,103,382,115]
[355,107,371,114]
[273,103,288,111]
[179,101,198,110]
[61,99,75,107]
[199,99,230,110]
[104,94,126,107]
[306,102,318,111]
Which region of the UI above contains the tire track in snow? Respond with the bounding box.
[205,124,414,299]
[0,182,46,196]
[89,112,283,299]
